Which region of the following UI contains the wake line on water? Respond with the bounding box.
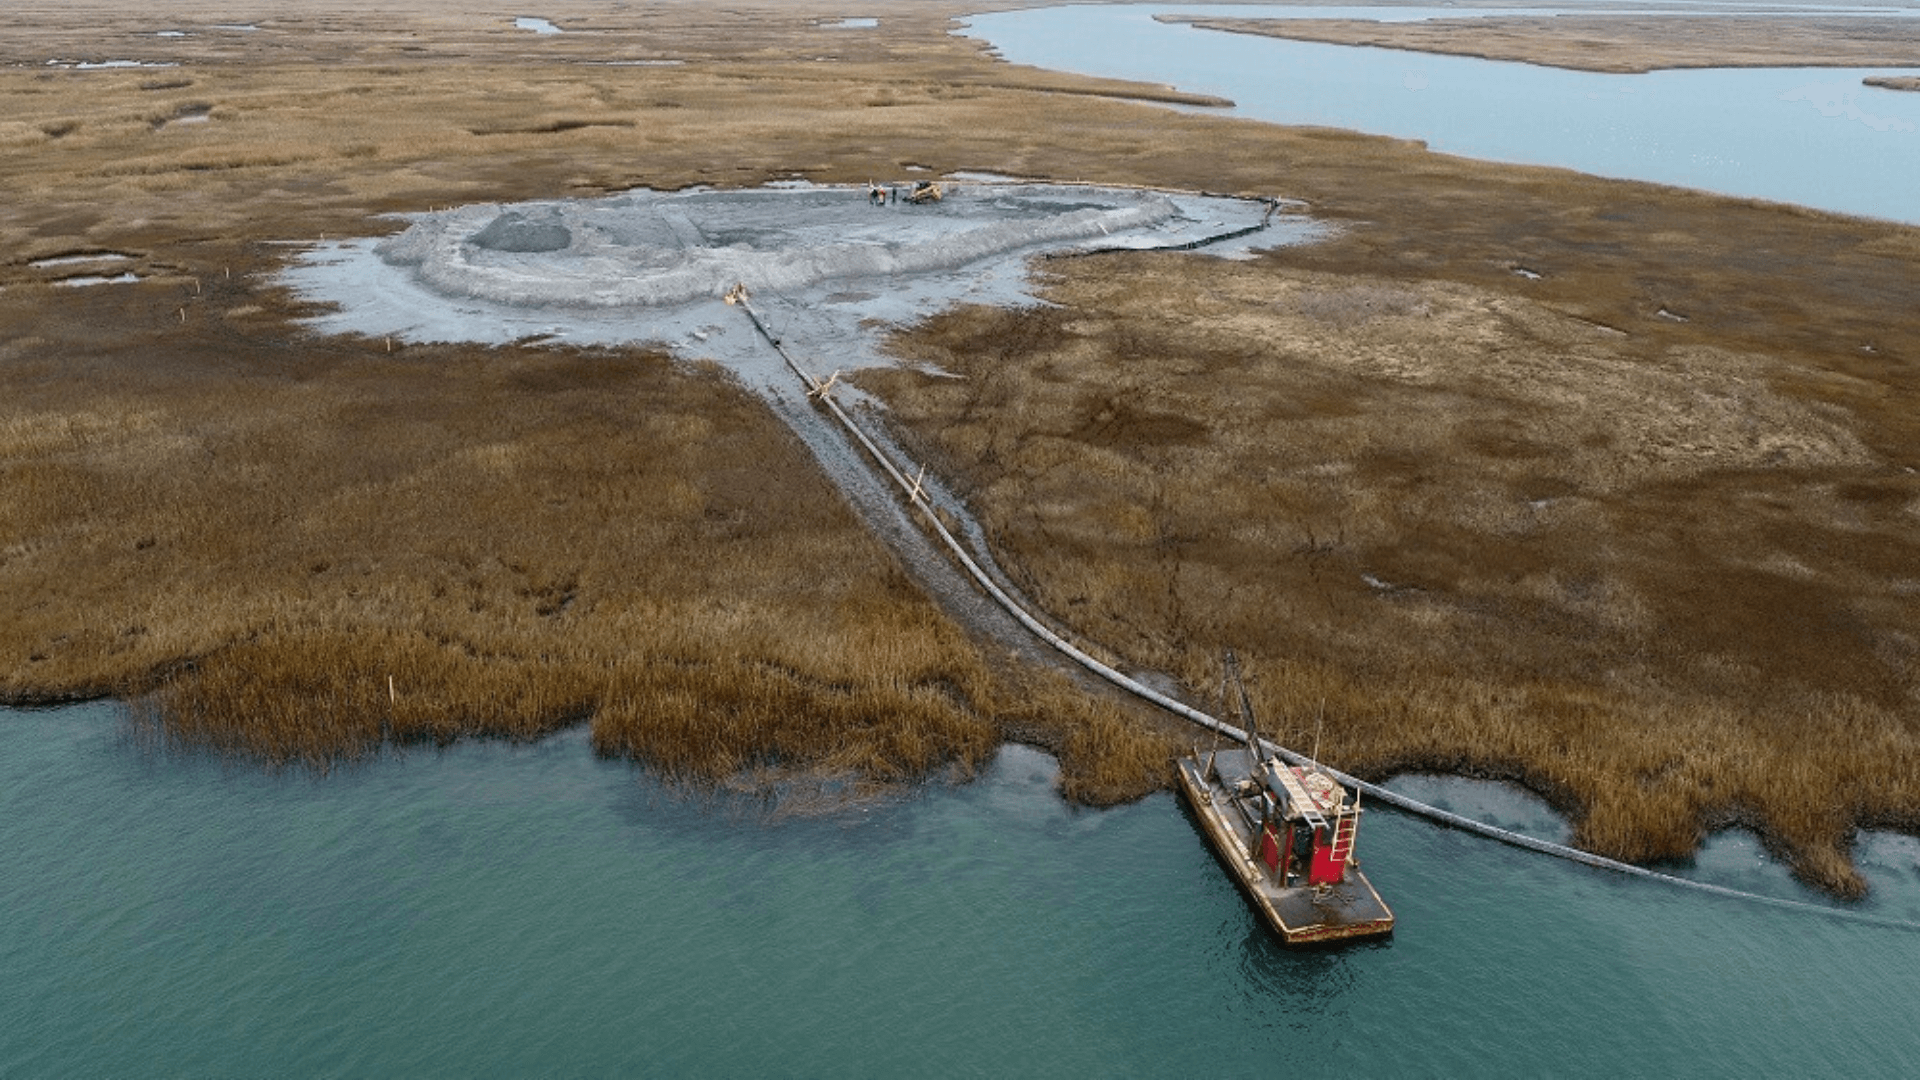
[733,244,1920,934]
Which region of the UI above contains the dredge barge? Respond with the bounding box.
[1176,658,1394,945]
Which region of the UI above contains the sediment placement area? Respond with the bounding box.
[378,184,1182,310]
[287,181,1294,384]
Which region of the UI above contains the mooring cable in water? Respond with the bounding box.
[725,196,1920,933]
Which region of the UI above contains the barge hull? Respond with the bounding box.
[1177,756,1394,945]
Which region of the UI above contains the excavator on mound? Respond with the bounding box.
[867,179,942,206]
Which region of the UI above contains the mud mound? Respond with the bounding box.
[469,211,572,253]
[286,181,1316,384]
[375,184,1192,310]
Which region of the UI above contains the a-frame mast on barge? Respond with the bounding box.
[1175,653,1393,945]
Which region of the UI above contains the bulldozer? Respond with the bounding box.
[904,180,943,205]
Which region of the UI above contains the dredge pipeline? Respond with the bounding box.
[726,210,1920,935]
[1047,196,1283,258]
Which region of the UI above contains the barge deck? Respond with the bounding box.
[1177,746,1394,945]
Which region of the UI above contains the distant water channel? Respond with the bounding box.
[5,704,1918,1075]
[961,3,1920,223]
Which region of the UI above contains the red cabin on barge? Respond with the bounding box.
[1175,657,1393,945]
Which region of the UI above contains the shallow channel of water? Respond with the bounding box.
[961,2,1920,223]
[3,704,1917,1076]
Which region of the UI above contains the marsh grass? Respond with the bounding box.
[4,0,1918,874]
[0,253,1169,799]
[0,0,1236,799]
[1179,14,1920,74]
[867,256,1920,895]
[991,669,1183,805]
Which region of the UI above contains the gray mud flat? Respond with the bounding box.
[285,181,1316,386]
[281,181,1321,660]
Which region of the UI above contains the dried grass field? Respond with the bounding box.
[1175,12,1920,74]
[861,181,1920,895]
[4,0,1919,891]
[0,0,1185,804]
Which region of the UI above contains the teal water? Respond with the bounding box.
[962,3,1920,223]
[4,703,1918,1076]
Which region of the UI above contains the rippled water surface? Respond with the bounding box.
[4,704,1918,1076]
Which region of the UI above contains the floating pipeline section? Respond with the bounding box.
[729,188,1920,933]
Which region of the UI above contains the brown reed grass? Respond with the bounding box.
[865,251,1920,896]
[2,0,1231,804]
[1175,14,1920,74]
[991,669,1183,806]
[0,250,1170,799]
